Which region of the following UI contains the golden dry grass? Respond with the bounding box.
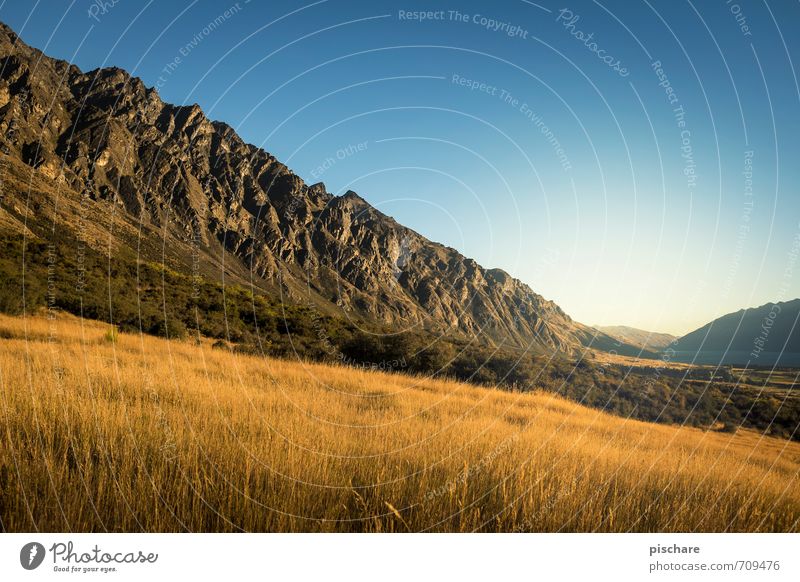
[1,313,798,532]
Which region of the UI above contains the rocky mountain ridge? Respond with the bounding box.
[0,20,640,356]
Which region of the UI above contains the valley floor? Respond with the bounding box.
[1,313,798,532]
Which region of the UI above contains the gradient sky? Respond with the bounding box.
[2,0,799,335]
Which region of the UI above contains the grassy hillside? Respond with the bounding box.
[1,313,798,532]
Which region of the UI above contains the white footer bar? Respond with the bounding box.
[1,533,796,581]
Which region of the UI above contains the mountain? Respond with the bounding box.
[0,20,644,357]
[670,299,800,366]
[597,325,677,351]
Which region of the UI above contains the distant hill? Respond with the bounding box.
[596,325,677,351]
[670,299,800,366]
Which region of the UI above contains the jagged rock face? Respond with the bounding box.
[0,21,612,353]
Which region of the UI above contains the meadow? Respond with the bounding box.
[1,313,798,532]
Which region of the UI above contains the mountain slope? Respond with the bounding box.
[670,300,800,366]
[597,325,677,351]
[0,20,641,356]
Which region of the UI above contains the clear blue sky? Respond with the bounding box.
[2,0,799,335]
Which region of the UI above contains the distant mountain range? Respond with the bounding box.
[669,299,800,367]
[599,303,800,367]
[0,20,645,358]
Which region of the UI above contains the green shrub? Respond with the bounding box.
[104,326,119,343]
